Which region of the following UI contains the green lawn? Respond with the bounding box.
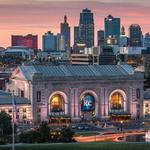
[0,143,150,150]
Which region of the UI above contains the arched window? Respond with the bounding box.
[50,94,65,112]
[81,93,95,112]
[111,92,124,110]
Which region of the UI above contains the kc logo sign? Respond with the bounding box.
[83,99,92,107]
[81,95,95,112]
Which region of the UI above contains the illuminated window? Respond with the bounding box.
[23,114,27,119]
[111,92,124,110]
[23,108,26,113]
[50,94,65,112]
[145,104,149,107]
[8,109,12,113]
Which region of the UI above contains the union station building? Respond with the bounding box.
[6,65,144,123]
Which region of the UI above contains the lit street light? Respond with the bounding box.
[120,120,123,132]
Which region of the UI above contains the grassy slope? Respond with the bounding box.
[0,143,150,150]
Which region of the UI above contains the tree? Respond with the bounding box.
[0,111,12,136]
[19,121,51,143]
[0,111,12,144]
[38,121,51,142]
[19,130,41,143]
[60,127,75,142]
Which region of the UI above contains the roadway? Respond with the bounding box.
[74,130,146,142]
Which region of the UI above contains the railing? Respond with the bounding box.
[110,109,125,113]
[49,112,65,116]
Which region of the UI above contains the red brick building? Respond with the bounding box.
[11,34,38,50]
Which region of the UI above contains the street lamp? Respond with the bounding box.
[120,120,123,132]
[11,91,15,150]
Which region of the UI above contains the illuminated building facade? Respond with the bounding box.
[7,65,144,123]
[0,90,32,123]
[144,90,150,118]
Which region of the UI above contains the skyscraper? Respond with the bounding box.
[11,34,38,50]
[129,24,142,47]
[104,15,120,39]
[144,33,150,48]
[121,26,125,35]
[56,33,65,51]
[60,16,70,51]
[42,31,65,51]
[42,31,56,51]
[119,26,128,47]
[79,8,94,48]
[74,26,80,47]
[97,30,105,47]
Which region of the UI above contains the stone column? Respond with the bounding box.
[139,86,144,118]
[70,88,79,121]
[100,87,109,119]
[30,82,37,124]
[129,87,137,118]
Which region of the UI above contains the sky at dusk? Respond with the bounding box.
[0,0,150,49]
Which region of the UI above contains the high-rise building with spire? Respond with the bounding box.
[119,26,128,47]
[61,16,71,51]
[121,26,125,35]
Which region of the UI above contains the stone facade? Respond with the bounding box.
[7,65,144,123]
[0,90,32,123]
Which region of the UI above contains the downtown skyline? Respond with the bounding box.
[0,0,150,48]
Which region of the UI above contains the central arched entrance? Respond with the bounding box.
[80,91,98,121]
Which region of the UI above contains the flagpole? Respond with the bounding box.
[12,91,15,150]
